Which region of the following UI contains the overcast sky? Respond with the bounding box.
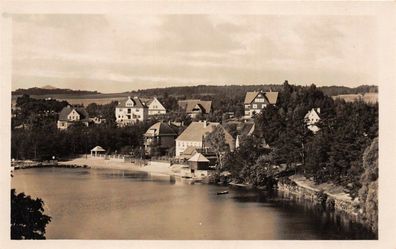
[12,14,378,93]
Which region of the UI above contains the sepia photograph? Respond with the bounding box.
[1,1,396,248]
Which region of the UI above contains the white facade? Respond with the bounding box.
[305,108,321,133]
[57,120,71,130]
[147,97,166,115]
[67,109,81,121]
[176,140,202,157]
[115,97,148,126]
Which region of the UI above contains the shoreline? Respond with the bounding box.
[58,156,175,176]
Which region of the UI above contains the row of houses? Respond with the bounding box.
[115,96,212,126]
[58,96,213,128]
[57,90,320,134]
[105,89,280,126]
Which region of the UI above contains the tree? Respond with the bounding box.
[11,189,51,239]
[248,153,277,188]
[223,135,270,184]
[358,137,378,234]
[204,126,230,169]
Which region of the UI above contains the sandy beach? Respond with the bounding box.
[59,156,175,175]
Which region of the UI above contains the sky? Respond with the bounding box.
[11,14,378,93]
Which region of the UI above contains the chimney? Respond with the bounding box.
[317,108,320,114]
[203,120,207,128]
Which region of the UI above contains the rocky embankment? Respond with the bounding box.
[277,175,362,224]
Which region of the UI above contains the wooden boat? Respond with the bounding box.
[216,190,229,195]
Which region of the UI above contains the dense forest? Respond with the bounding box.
[132,84,378,98]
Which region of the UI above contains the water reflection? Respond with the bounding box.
[11,168,376,240]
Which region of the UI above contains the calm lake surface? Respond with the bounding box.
[11,167,375,240]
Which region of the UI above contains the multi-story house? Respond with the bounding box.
[175,121,234,157]
[57,105,90,130]
[141,97,167,116]
[115,96,148,126]
[177,99,212,118]
[305,108,321,133]
[144,122,178,156]
[244,90,279,118]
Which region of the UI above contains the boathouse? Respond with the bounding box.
[188,153,210,172]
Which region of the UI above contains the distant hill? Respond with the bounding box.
[12,87,100,96]
[128,84,378,99]
[41,85,57,90]
[12,83,377,100]
[318,85,378,96]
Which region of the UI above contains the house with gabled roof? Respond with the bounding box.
[244,90,279,118]
[140,97,166,116]
[188,153,210,171]
[144,122,178,156]
[57,105,90,130]
[175,121,234,157]
[305,108,321,134]
[177,99,212,118]
[115,96,148,126]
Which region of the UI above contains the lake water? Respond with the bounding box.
[11,167,375,240]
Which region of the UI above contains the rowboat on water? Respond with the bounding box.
[216,190,229,195]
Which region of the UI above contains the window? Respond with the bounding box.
[256,98,265,103]
[127,108,131,114]
[252,104,257,108]
[136,109,140,112]
[262,104,267,108]
[245,105,250,109]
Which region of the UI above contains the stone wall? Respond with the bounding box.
[277,177,361,224]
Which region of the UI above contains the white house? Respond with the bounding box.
[57,106,90,130]
[115,96,148,126]
[175,121,234,157]
[244,90,278,118]
[305,108,321,133]
[141,97,166,115]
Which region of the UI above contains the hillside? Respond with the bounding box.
[11,84,378,108]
